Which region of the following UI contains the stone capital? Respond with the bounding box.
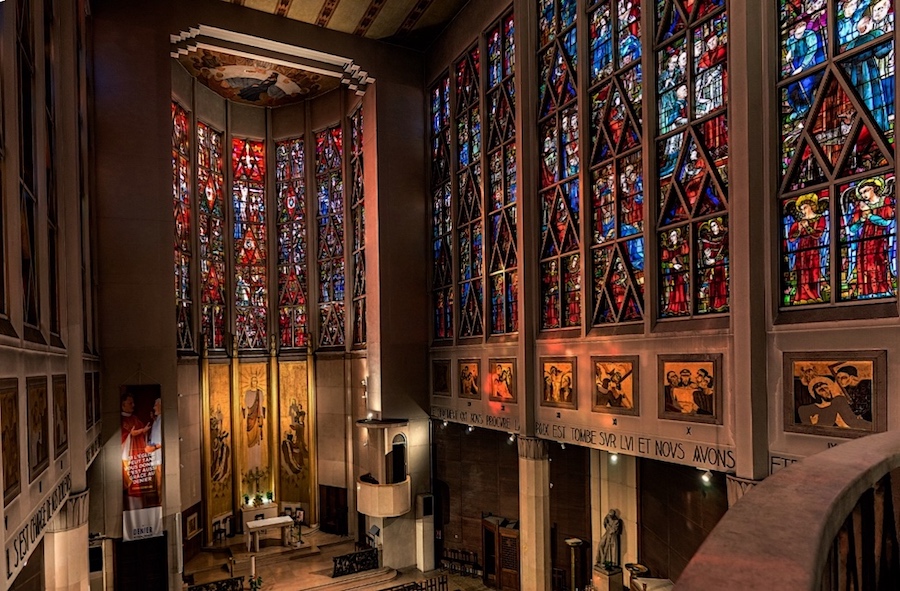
[517,437,549,460]
[726,474,760,507]
[47,488,90,533]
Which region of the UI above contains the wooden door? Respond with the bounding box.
[319,485,348,536]
[482,519,499,588]
[499,527,520,591]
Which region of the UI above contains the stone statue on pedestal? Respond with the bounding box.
[597,509,622,567]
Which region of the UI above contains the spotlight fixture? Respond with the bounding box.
[508,433,516,443]
[466,425,474,433]
[560,443,566,450]
[367,412,373,420]
[609,453,619,464]
[442,420,448,428]
[701,470,713,484]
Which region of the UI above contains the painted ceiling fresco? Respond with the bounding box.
[178,48,342,106]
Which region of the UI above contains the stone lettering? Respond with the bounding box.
[654,440,686,460]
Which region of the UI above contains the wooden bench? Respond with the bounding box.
[245,515,293,552]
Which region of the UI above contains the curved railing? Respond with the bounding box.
[677,429,900,590]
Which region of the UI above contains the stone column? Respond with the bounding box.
[44,490,90,590]
[518,437,550,591]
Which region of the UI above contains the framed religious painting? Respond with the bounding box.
[489,359,517,403]
[432,360,451,397]
[458,360,481,400]
[52,375,68,458]
[27,376,50,482]
[1,379,21,506]
[783,351,886,439]
[540,357,577,410]
[658,354,722,424]
[592,356,639,416]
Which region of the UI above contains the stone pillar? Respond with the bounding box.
[518,437,550,591]
[44,489,90,590]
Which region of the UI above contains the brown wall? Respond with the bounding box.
[433,422,519,555]
[639,459,728,582]
[549,444,591,579]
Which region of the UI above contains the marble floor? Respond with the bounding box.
[184,527,492,591]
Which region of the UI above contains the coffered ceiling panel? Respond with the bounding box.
[224,0,470,48]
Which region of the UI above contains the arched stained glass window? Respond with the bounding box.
[487,12,519,335]
[778,0,896,306]
[350,108,367,346]
[316,125,345,348]
[173,102,193,351]
[589,0,645,325]
[431,75,453,340]
[456,46,484,338]
[538,0,580,330]
[276,137,308,349]
[233,138,268,350]
[655,0,730,318]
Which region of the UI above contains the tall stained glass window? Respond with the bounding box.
[656,0,730,318]
[276,137,308,349]
[173,103,193,350]
[539,0,580,330]
[233,138,267,350]
[198,122,226,350]
[431,76,453,340]
[456,46,484,338]
[316,125,345,348]
[18,0,39,329]
[350,108,367,346]
[45,0,60,338]
[487,12,519,335]
[778,0,896,306]
[589,0,645,324]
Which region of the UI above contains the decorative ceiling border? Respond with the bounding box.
[171,24,374,95]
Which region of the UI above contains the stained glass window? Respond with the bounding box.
[487,12,519,335]
[539,0,581,330]
[233,138,267,350]
[456,46,484,338]
[350,108,367,346]
[779,0,896,306]
[276,137,308,349]
[431,75,453,340]
[173,103,193,350]
[589,0,645,325]
[198,122,227,350]
[656,0,730,318]
[315,125,345,348]
[45,0,60,337]
[18,0,39,329]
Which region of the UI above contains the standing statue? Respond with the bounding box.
[597,510,622,567]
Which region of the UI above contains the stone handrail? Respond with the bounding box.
[677,429,900,590]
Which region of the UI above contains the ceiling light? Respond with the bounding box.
[609,453,619,464]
